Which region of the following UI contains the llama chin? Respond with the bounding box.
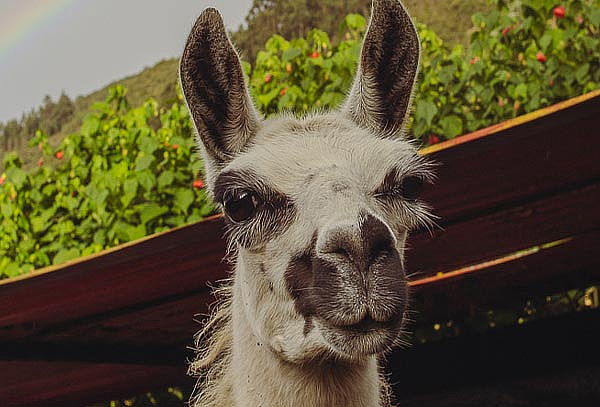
[180,1,434,406]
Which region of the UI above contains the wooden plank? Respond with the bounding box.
[411,230,600,320]
[409,183,600,277]
[32,291,215,349]
[0,216,227,340]
[2,310,598,407]
[420,90,600,222]
[4,231,597,366]
[386,308,600,398]
[0,360,192,407]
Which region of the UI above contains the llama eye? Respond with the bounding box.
[223,190,262,222]
[399,176,424,200]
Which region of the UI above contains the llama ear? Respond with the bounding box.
[180,8,260,167]
[341,0,420,137]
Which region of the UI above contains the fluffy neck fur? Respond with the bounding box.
[190,255,391,407]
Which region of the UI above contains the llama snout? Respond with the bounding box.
[313,212,407,329]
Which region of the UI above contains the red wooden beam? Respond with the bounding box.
[0,360,192,407]
[410,183,600,277]
[420,89,600,222]
[411,230,600,320]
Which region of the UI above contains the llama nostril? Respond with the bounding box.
[333,247,350,259]
[369,240,394,264]
[320,214,396,273]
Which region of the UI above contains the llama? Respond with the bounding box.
[179,0,434,405]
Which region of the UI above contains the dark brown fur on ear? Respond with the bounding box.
[180,8,259,164]
[343,0,420,137]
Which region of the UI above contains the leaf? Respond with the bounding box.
[575,64,590,84]
[135,154,154,171]
[80,115,100,136]
[514,83,528,99]
[53,248,81,265]
[110,161,129,179]
[121,178,138,207]
[126,224,146,241]
[112,221,146,242]
[139,134,160,155]
[7,167,27,188]
[137,171,156,192]
[343,14,366,31]
[415,99,438,127]
[282,47,302,62]
[1,202,13,218]
[140,203,168,224]
[3,262,21,278]
[539,34,551,51]
[31,216,48,233]
[157,171,175,189]
[440,115,463,138]
[174,188,194,214]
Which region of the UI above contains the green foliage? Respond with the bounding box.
[249,14,365,115]
[414,0,600,141]
[0,85,216,278]
[88,387,185,407]
[248,0,599,144]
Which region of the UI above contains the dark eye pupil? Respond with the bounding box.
[224,191,260,222]
[401,176,423,200]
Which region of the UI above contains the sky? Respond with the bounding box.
[0,0,252,122]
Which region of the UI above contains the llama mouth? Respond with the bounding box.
[336,315,399,335]
[318,315,403,357]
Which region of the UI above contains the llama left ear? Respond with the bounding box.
[180,8,260,169]
[342,0,420,137]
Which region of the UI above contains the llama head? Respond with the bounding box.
[180,0,433,363]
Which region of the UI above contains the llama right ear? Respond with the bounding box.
[180,8,260,169]
[341,0,420,138]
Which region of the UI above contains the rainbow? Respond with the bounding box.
[0,0,74,59]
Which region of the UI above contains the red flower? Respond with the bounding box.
[310,51,320,59]
[193,179,205,189]
[501,27,510,36]
[37,159,44,167]
[172,144,179,150]
[553,5,565,18]
[55,151,64,159]
[0,175,6,185]
[279,87,287,96]
[264,73,273,83]
[536,51,547,63]
[469,56,480,65]
[427,135,440,145]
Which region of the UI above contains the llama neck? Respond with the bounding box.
[229,260,383,407]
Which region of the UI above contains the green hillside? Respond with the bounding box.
[61,59,180,135]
